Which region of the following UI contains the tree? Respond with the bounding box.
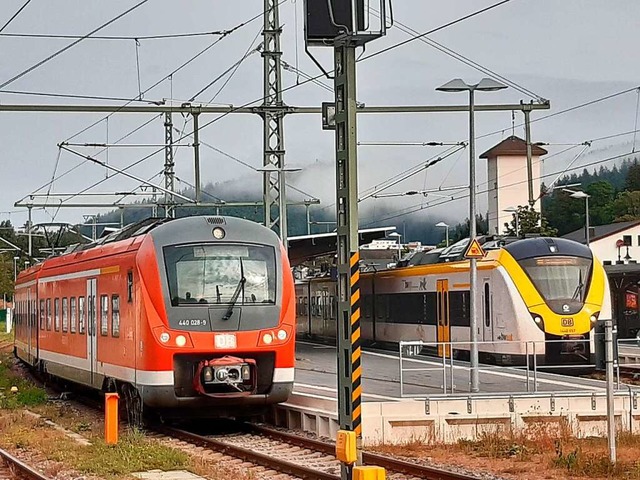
[585,181,615,225]
[504,205,558,237]
[612,191,640,221]
[624,160,640,192]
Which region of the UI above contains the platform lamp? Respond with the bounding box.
[13,256,19,281]
[437,77,508,393]
[503,206,520,237]
[570,191,590,247]
[388,232,402,261]
[436,222,449,247]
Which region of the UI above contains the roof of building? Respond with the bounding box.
[479,135,548,159]
[287,226,396,265]
[562,220,640,244]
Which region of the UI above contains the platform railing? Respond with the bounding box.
[398,338,600,397]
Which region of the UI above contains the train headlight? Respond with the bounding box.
[262,333,273,345]
[176,335,187,347]
[529,312,545,331]
[160,332,170,343]
[212,227,226,239]
[203,367,214,383]
[277,329,287,341]
[216,368,228,381]
[590,312,600,325]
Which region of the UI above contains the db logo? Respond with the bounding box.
[561,318,574,327]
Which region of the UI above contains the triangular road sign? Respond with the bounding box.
[464,238,486,259]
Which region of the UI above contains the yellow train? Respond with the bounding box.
[295,237,611,365]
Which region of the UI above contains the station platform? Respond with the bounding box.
[293,341,607,399]
[267,341,640,445]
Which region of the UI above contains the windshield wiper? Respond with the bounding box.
[222,258,245,321]
[572,269,584,301]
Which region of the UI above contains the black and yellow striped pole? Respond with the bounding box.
[334,41,362,479]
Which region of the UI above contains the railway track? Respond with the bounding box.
[0,448,50,480]
[158,423,482,480]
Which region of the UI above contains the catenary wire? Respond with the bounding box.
[0,0,151,90]
[368,6,543,102]
[0,30,236,41]
[0,0,32,34]
[50,0,520,210]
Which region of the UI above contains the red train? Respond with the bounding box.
[13,216,296,420]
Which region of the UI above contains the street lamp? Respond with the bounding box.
[437,77,508,393]
[503,206,520,237]
[570,191,591,247]
[256,165,302,250]
[388,232,402,261]
[435,221,450,247]
[13,256,19,281]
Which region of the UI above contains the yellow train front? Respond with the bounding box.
[296,237,611,366]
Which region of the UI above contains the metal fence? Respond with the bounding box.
[397,337,631,397]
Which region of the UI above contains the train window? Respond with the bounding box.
[484,283,491,327]
[70,297,77,334]
[62,298,68,333]
[46,298,51,330]
[164,244,276,306]
[54,298,60,332]
[111,295,120,337]
[449,291,470,327]
[100,295,108,336]
[78,297,86,334]
[127,271,133,303]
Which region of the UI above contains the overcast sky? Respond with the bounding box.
[0,0,639,231]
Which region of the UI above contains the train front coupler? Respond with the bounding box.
[193,356,257,397]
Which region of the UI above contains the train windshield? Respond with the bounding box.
[164,244,276,306]
[519,256,592,303]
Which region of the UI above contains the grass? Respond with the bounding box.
[0,342,256,479]
[371,418,640,479]
[0,334,47,409]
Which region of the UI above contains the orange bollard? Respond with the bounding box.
[105,392,119,445]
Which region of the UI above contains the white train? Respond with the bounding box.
[295,237,611,366]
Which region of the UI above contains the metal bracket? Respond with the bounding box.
[633,391,638,410]
[550,394,555,412]
[591,393,597,411]
[424,399,430,415]
[508,396,514,413]
[467,397,473,414]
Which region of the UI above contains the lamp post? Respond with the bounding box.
[436,221,450,247]
[503,206,520,237]
[13,256,19,281]
[256,165,302,250]
[570,191,590,247]
[388,232,402,261]
[437,78,508,393]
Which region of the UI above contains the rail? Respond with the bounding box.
[161,423,481,480]
[0,447,51,480]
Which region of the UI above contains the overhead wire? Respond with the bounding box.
[47,0,517,213]
[0,0,32,34]
[51,4,286,208]
[368,6,543,102]
[0,30,237,41]
[0,0,151,90]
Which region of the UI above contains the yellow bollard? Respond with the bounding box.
[353,466,386,480]
[105,392,119,445]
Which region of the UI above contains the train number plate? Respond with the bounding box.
[561,318,574,327]
[214,334,237,349]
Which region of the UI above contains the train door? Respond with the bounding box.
[436,279,450,357]
[26,289,33,364]
[86,278,98,385]
[482,280,494,343]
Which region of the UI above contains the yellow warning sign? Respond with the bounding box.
[464,238,486,259]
